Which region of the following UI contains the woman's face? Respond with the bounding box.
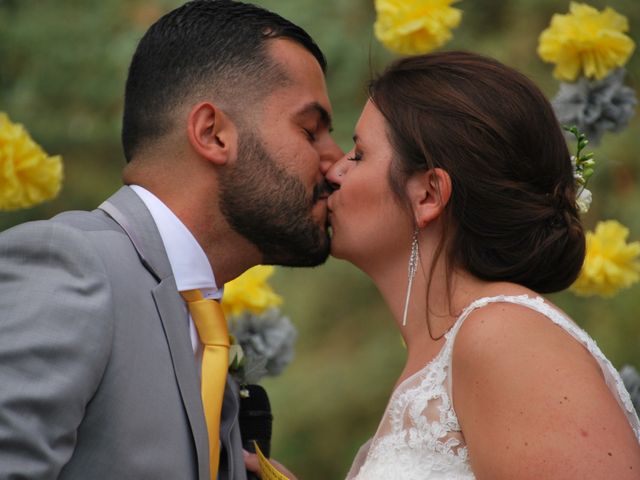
[326,100,413,268]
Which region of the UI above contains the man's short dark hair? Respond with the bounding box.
[121,0,326,162]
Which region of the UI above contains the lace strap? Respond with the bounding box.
[442,295,640,440]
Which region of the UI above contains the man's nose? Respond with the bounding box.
[319,138,344,175]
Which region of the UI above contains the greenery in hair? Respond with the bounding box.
[564,125,595,186]
[564,125,596,213]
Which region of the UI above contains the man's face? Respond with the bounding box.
[219,39,342,266]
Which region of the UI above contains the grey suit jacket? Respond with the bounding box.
[0,186,247,480]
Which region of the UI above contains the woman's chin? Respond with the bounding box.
[328,232,348,260]
[328,227,360,263]
[329,243,346,260]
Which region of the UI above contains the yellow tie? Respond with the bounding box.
[181,289,229,480]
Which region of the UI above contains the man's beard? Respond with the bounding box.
[219,130,331,267]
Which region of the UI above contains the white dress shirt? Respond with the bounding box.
[130,185,222,359]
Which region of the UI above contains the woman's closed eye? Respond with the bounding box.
[347,150,363,162]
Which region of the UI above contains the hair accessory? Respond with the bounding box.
[402,228,420,327]
[564,125,595,214]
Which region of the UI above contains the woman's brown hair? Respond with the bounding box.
[370,51,585,294]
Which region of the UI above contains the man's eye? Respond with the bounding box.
[304,129,317,142]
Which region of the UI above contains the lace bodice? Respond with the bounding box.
[346,295,640,480]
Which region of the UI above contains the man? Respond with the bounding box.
[0,1,341,478]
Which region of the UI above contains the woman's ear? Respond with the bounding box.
[187,101,238,166]
[406,168,452,228]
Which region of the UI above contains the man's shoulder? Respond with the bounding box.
[0,204,146,290]
[52,207,118,232]
[0,203,135,263]
[5,185,146,235]
[1,207,115,242]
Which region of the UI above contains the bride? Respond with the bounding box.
[248,51,640,479]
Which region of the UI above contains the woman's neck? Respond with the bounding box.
[365,251,489,379]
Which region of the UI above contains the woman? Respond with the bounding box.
[248,51,640,479]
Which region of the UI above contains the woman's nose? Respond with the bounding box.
[325,156,349,191]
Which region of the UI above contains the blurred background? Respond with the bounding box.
[1,0,639,477]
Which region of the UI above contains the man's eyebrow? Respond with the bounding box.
[296,102,333,131]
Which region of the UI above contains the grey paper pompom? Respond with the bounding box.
[553,68,637,145]
[229,309,297,384]
[620,364,640,416]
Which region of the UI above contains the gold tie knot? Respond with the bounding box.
[180,289,229,348]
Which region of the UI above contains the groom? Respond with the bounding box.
[0,1,341,479]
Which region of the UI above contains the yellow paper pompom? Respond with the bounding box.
[374,0,462,55]
[0,112,63,211]
[571,220,640,297]
[222,265,283,317]
[538,2,635,81]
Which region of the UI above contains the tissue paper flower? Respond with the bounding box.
[571,220,640,297]
[222,265,282,317]
[538,2,635,81]
[374,0,461,55]
[553,68,637,144]
[0,113,63,211]
[228,309,297,384]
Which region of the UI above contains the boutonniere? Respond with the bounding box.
[228,334,245,371]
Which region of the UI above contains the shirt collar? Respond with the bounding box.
[130,185,222,300]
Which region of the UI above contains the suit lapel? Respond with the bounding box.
[98,186,209,479]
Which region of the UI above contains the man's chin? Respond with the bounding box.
[292,235,331,267]
[263,249,330,267]
[260,230,331,267]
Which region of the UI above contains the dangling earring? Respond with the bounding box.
[402,227,420,327]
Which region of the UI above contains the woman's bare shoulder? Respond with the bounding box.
[449,290,640,479]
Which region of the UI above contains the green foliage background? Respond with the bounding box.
[1,1,639,478]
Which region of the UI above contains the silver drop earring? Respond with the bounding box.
[402,228,419,327]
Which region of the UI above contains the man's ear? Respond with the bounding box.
[187,101,238,166]
[406,168,452,228]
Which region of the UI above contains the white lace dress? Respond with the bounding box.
[346,295,640,480]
